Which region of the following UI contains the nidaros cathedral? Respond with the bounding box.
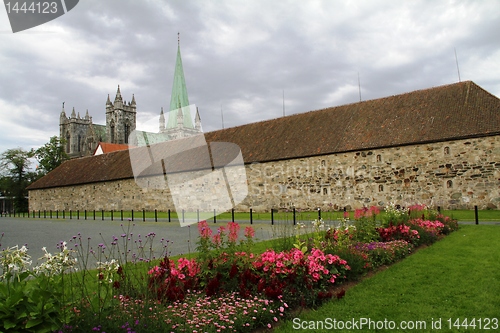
[59,37,201,158]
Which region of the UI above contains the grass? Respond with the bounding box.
[441,209,500,221]
[274,224,500,332]
[21,208,500,223]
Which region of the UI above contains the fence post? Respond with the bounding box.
[101,210,104,221]
[231,208,235,222]
[271,208,274,225]
[121,210,123,221]
[77,210,79,220]
[142,209,145,222]
[318,208,321,220]
[197,209,199,223]
[250,208,253,225]
[182,209,185,224]
[168,209,171,222]
[56,210,58,219]
[213,209,216,224]
[69,210,72,219]
[131,210,134,222]
[84,210,87,220]
[155,209,158,222]
[44,210,46,219]
[475,205,479,225]
[93,210,95,220]
[293,207,296,225]
[50,210,52,219]
[111,210,114,221]
[437,206,441,213]
[62,210,64,219]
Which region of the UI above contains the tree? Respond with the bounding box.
[35,136,69,175]
[0,148,35,212]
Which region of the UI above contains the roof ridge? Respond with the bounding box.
[207,81,475,134]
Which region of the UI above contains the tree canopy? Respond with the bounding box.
[0,148,36,212]
[0,136,68,212]
[35,136,69,174]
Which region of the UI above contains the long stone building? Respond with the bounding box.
[28,81,500,212]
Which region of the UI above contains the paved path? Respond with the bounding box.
[0,217,280,267]
[1,216,497,268]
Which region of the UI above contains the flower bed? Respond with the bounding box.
[0,204,458,332]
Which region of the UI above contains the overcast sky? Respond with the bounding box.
[1,0,499,154]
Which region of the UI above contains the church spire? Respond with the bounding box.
[114,85,123,103]
[167,33,193,129]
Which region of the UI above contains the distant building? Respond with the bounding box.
[59,39,201,158]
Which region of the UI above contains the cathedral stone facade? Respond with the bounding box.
[59,86,136,157]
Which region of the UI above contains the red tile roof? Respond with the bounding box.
[28,81,500,190]
[93,142,131,155]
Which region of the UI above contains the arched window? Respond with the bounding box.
[323,187,328,195]
[376,154,382,162]
[77,134,81,152]
[66,132,71,153]
[124,123,130,144]
[110,123,115,143]
[444,146,450,155]
[378,184,384,192]
[446,180,453,188]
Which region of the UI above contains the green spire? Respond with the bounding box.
[167,34,194,129]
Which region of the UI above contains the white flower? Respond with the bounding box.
[0,245,32,280]
[34,245,77,276]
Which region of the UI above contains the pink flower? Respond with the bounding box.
[244,226,255,238]
[197,220,212,238]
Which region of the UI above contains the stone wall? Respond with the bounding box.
[29,135,500,212]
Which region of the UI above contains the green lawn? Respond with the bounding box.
[24,209,500,223]
[274,225,500,332]
[441,210,500,221]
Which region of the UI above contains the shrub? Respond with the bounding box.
[352,240,414,268]
[352,206,381,243]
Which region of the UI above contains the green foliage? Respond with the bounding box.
[0,258,67,332]
[381,202,409,227]
[0,148,37,212]
[35,136,69,175]
[352,207,381,243]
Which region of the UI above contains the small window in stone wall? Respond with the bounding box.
[376,154,382,162]
[378,184,384,192]
[446,180,453,188]
[323,187,328,195]
[444,146,450,155]
[321,160,326,166]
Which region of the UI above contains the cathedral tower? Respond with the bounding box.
[106,86,137,144]
[60,103,94,157]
